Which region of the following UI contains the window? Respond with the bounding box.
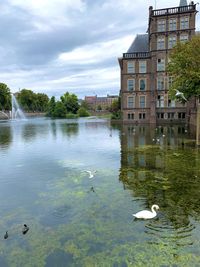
[157,95,164,107]
[157,113,164,119]
[168,35,177,49]
[157,36,165,50]
[157,77,165,90]
[139,96,146,108]
[157,58,165,71]
[139,113,146,119]
[127,79,135,91]
[139,61,146,73]
[168,99,175,107]
[127,96,135,108]
[178,112,186,119]
[127,61,135,73]
[180,34,188,43]
[139,79,146,91]
[157,20,166,32]
[128,113,134,120]
[180,17,189,29]
[169,18,177,31]
[168,113,174,119]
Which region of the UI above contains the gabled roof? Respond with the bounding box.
[179,0,187,6]
[127,34,149,53]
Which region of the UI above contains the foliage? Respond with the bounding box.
[97,105,102,111]
[17,89,49,112]
[77,107,90,117]
[79,100,90,110]
[66,113,79,119]
[110,98,120,113]
[35,93,49,112]
[110,97,121,120]
[61,92,79,114]
[46,96,56,117]
[53,101,66,118]
[0,83,11,110]
[111,110,121,120]
[167,35,200,100]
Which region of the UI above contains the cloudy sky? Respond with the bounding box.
[0,0,199,98]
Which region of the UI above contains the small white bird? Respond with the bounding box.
[175,89,187,101]
[132,204,159,219]
[84,170,97,179]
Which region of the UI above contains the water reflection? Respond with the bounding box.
[0,124,12,150]
[60,122,79,137]
[119,124,200,247]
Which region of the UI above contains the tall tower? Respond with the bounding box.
[119,1,198,124]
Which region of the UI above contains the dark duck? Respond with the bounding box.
[4,231,8,239]
[22,224,29,235]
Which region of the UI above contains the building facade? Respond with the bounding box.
[85,94,118,111]
[118,0,198,123]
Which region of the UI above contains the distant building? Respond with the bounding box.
[118,0,198,123]
[85,94,118,111]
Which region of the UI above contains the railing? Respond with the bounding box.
[152,5,195,16]
[123,52,150,59]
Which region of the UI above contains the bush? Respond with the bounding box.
[52,101,66,118]
[111,111,121,120]
[66,113,79,119]
[77,107,90,117]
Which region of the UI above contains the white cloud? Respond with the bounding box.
[0,0,199,98]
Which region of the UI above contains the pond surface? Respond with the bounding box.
[0,117,200,267]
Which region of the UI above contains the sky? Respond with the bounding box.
[0,0,199,98]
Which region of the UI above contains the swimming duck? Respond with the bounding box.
[22,224,29,235]
[4,231,8,239]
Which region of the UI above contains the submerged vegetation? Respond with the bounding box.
[0,121,200,266]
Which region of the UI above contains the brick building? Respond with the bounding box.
[85,94,118,111]
[118,0,198,123]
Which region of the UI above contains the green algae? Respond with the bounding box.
[0,122,200,266]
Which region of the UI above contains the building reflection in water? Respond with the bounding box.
[118,124,200,248]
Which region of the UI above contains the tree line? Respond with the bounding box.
[0,84,91,118]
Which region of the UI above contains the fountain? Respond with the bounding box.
[0,111,9,119]
[11,94,26,120]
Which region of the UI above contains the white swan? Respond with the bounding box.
[132,204,159,219]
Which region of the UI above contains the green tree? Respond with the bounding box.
[110,98,120,113]
[17,89,36,112]
[167,35,200,100]
[80,100,90,110]
[47,96,56,117]
[35,93,49,112]
[110,97,121,120]
[60,92,79,114]
[0,83,11,110]
[77,107,90,117]
[168,35,200,145]
[53,101,66,118]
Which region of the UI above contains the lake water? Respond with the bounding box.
[0,117,200,267]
